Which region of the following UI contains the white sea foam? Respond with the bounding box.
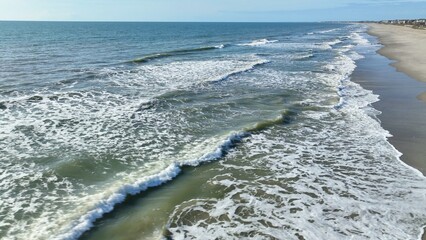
[318,28,338,34]
[305,28,339,35]
[168,114,426,239]
[317,42,333,50]
[350,32,370,46]
[327,39,342,46]
[238,39,278,46]
[313,39,342,51]
[320,42,367,111]
[3,24,426,240]
[56,131,249,240]
[0,55,269,240]
[56,163,181,240]
[123,56,268,89]
[76,24,426,239]
[348,51,365,60]
[180,132,248,166]
[166,28,426,239]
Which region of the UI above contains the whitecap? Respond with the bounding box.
[238,39,278,46]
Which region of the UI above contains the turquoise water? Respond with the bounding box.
[0,22,425,239]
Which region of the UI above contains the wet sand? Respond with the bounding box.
[362,23,426,176]
[367,23,426,84]
[352,51,426,176]
[353,23,426,240]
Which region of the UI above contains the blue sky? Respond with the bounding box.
[0,0,425,21]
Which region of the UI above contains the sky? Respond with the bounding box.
[0,0,425,22]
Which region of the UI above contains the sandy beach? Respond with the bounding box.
[364,23,426,174]
[360,23,426,240]
[367,23,426,85]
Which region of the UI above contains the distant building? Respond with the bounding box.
[377,19,426,28]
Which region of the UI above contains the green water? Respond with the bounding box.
[1,22,426,239]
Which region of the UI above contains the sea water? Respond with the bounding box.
[0,22,425,240]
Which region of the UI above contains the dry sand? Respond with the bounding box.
[367,23,426,84]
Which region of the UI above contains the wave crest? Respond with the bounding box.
[238,39,278,46]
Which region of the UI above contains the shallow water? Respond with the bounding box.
[0,22,425,239]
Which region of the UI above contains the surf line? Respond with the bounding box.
[131,45,226,63]
[56,132,246,240]
[56,110,296,240]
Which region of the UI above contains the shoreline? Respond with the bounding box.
[362,23,426,176]
[351,34,426,174]
[366,23,426,86]
[353,23,426,240]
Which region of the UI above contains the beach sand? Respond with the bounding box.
[364,23,426,174]
[364,23,426,173]
[367,23,426,84]
[352,43,426,172]
[356,23,426,240]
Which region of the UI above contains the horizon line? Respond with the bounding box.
[0,19,365,23]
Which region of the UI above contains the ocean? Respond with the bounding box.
[0,22,425,240]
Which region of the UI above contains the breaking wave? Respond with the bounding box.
[238,39,278,46]
[131,45,226,63]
